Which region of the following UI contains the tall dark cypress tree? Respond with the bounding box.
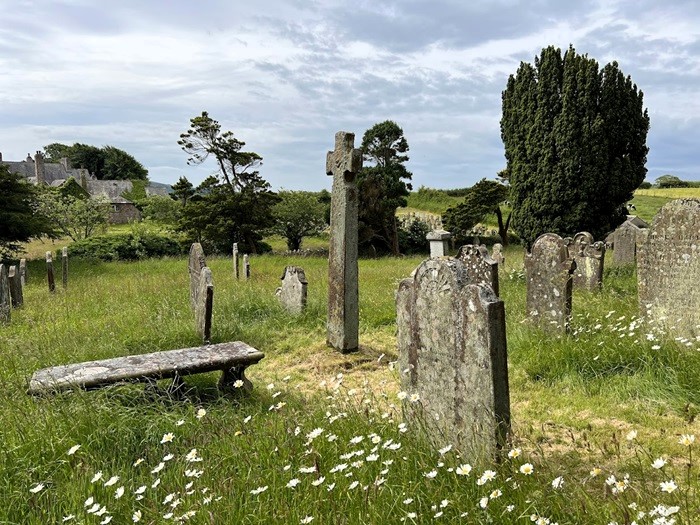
[501,45,649,247]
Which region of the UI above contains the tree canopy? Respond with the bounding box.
[0,165,52,257]
[501,45,649,247]
[43,143,148,180]
[357,120,412,255]
[270,191,327,251]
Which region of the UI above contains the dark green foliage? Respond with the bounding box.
[141,195,180,224]
[397,219,430,254]
[43,143,149,180]
[358,121,412,255]
[501,45,649,247]
[0,165,53,256]
[443,179,512,245]
[171,176,195,206]
[638,181,652,189]
[68,233,184,261]
[655,174,689,188]
[57,177,89,200]
[270,191,327,250]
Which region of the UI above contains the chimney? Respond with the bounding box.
[60,157,70,170]
[79,169,88,190]
[34,151,45,185]
[0,151,3,161]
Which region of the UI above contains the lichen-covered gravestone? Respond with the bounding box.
[396,257,510,459]
[232,243,240,280]
[612,216,648,265]
[188,243,207,310]
[276,266,308,315]
[456,244,499,296]
[492,243,505,267]
[566,232,605,291]
[19,258,27,286]
[638,199,700,339]
[326,131,362,353]
[0,264,10,323]
[8,265,23,308]
[194,267,214,342]
[524,233,575,333]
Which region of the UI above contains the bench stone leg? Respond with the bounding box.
[219,365,253,394]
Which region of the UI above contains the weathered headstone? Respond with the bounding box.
[243,254,250,280]
[46,251,55,293]
[456,244,499,297]
[492,243,505,267]
[19,258,27,286]
[8,265,23,308]
[524,233,575,334]
[188,243,207,310]
[566,232,605,291]
[232,243,240,280]
[194,267,214,343]
[426,230,452,258]
[276,266,308,314]
[62,247,68,289]
[326,131,362,353]
[612,216,649,265]
[0,264,10,323]
[396,257,510,458]
[638,199,700,339]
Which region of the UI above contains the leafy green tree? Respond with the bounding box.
[171,176,195,206]
[43,143,148,180]
[176,112,278,253]
[501,45,649,247]
[35,190,110,241]
[270,191,327,250]
[69,143,106,179]
[43,143,72,163]
[0,165,52,257]
[103,146,148,180]
[655,174,688,188]
[443,179,512,245]
[141,195,180,224]
[357,120,412,255]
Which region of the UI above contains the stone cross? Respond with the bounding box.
[638,199,700,339]
[276,266,308,315]
[19,258,27,286]
[492,243,505,267]
[62,247,68,289]
[232,243,240,280]
[456,244,500,296]
[8,265,23,308]
[188,243,207,310]
[243,254,250,280]
[426,230,451,258]
[566,232,604,291]
[325,131,362,353]
[524,233,576,334]
[194,267,214,343]
[0,264,10,323]
[396,257,510,459]
[46,251,55,293]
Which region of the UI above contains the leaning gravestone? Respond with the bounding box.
[0,264,10,323]
[566,232,605,291]
[396,257,510,459]
[638,199,700,339]
[492,243,505,267]
[456,244,499,297]
[276,266,308,314]
[194,267,214,342]
[188,243,207,310]
[326,131,362,353]
[8,265,23,308]
[524,233,575,334]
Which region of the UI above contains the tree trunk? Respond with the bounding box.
[496,207,511,247]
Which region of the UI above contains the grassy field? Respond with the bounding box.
[1,249,698,523]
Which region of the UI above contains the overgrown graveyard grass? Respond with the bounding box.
[1,248,699,523]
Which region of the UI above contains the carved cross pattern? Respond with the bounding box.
[326,131,362,182]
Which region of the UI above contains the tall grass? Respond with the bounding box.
[1,249,698,523]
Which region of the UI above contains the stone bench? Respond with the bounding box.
[27,341,264,395]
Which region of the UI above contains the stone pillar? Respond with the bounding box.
[426,230,451,258]
[62,247,68,289]
[243,254,250,280]
[188,243,207,310]
[232,243,240,280]
[0,264,10,323]
[19,258,27,286]
[195,267,214,343]
[325,131,362,353]
[34,151,45,185]
[46,251,55,293]
[8,265,23,308]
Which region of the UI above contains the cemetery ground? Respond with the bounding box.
[1,249,699,524]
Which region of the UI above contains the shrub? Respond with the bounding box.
[68,233,184,261]
[398,219,431,254]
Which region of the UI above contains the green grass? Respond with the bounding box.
[1,249,699,523]
[405,188,463,214]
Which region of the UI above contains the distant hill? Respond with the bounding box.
[147,181,173,194]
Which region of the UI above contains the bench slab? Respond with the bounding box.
[28,341,264,395]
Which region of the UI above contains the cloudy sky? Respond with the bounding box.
[1,0,699,190]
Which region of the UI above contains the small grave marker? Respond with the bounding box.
[188,243,207,310]
[46,251,55,293]
[62,247,68,289]
[276,266,308,314]
[19,258,27,286]
[232,243,240,279]
[194,267,214,343]
[492,243,505,267]
[426,230,451,257]
[566,232,605,291]
[0,264,10,323]
[243,254,251,280]
[8,265,23,308]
